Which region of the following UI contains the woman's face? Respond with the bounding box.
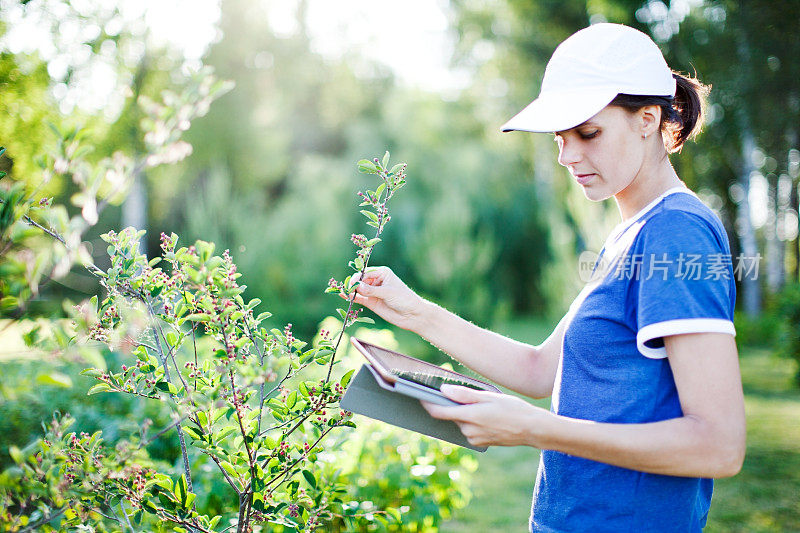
[553,105,650,202]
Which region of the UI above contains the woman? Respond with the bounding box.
[345,23,745,532]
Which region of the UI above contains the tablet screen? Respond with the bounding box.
[356,340,498,392]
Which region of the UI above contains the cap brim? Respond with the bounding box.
[501,89,619,133]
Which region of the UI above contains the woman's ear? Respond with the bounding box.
[640,105,661,137]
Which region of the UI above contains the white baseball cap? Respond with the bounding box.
[501,23,676,134]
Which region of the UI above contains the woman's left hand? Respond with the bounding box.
[421,385,553,448]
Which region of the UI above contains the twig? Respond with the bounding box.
[19,508,67,532]
[199,449,241,494]
[325,186,387,382]
[144,303,195,504]
[229,367,256,532]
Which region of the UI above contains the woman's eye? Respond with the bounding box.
[579,130,599,139]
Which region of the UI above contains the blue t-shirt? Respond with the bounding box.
[530,188,736,533]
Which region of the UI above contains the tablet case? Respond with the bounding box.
[340,364,487,452]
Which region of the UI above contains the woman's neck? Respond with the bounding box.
[614,155,684,221]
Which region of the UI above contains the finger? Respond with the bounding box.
[439,384,491,404]
[349,266,387,289]
[355,281,389,299]
[420,401,472,422]
[454,422,489,447]
[339,291,371,307]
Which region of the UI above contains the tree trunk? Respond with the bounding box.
[736,126,762,316]
[121,168,148,252]
[789,125,800,284]
[734,27,762,316]
[792,180,799,283]
[766,171,784,294]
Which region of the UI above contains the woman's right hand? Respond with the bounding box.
[341,266,427,331]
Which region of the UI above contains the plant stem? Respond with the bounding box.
[325,181,389,382]
[146,304,195,501]
[229,367,256,531]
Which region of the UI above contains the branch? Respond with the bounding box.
[19,507,68,533]
[325,208,383,382]
[229,368,256,532]
[143,302,195,502]
[200,449,241,494]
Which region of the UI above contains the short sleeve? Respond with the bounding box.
[628,210,736,359]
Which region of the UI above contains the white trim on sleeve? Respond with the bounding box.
[636,318,736,359]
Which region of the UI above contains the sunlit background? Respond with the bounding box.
[1,0,799,530]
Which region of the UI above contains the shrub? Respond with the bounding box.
[1,152,476,532]
[776,282,800,386]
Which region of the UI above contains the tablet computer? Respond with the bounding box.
[349,337,501,405]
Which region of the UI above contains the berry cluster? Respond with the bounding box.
[159,232,177,254]
[350,233,368,248]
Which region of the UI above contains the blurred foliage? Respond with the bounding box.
[2,0,800,528]
[2,0,799,336]
[138,0,555,339]
[0,53,55,185]
[776,282,800,386]
[733,310,781,349]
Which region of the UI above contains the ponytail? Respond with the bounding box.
[666,72,710,152]
[609,71,711,153]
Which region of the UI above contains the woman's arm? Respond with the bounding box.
[346,266,564,398]
[424,332,746,478]
[412,299,565,399]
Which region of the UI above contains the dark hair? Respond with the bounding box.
[609,72,711,153]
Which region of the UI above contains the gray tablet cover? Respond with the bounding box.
[340,365,487,452]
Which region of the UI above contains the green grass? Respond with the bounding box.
[439,320,800,532]
[705,348,800,532]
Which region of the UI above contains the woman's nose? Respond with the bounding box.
[557,139,581,167]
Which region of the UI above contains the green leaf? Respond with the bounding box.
[174,474,189,507]
[341,369,355,388]
[299,381,310,397]
[183,492,196,510]
[360,210,379,224]
[386,507,402,523]
[155,381,179,395]
[220,461,239,481]
[381,151,390,169]
[252,491,265,511]
[80,368,103,378]
[302,469,317,489]
[153,473,173,491]
[216,426,237,442]
[182,426,202,441]
[357,159,379,174]
[8,446,23,464]
[36,372,73,388]
[133,345,149,362]
[286,391,297,409]
[267,398,287,415]
[87,383,113,395]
